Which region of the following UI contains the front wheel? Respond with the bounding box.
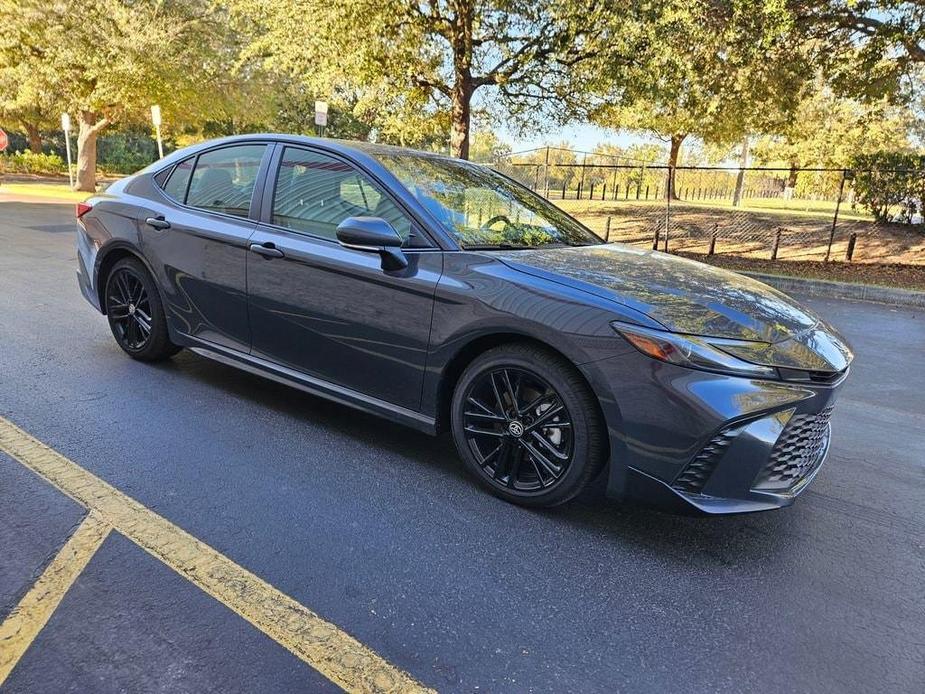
[450,343,606,507]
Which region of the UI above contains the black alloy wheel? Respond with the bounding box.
[105,257,180,361]
[107,267,153,351]
[451,343,605,507]
[463,367,574,491]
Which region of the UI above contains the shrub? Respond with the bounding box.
[0,150,66,175]
[851,152,925,225]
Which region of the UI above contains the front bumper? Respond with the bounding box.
[580,350,847,515]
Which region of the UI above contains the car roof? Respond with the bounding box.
[156,133,467,169]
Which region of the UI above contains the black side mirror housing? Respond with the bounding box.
[336,216,408,271]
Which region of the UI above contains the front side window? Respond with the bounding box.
[186,144,266,217]
[271,147,412,242]
[376,154,602,249]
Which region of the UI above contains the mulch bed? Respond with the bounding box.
[676,252,925,291]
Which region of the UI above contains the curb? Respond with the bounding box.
[743,272,925,308]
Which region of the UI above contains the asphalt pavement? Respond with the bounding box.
[1,200,923,692]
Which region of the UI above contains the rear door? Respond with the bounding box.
[245,144,442,411]
[143,143,270,351]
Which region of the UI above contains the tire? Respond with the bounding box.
[450,342,606,507]
[104,257,181,362]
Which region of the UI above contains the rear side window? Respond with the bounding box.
[186,144,266,217]
[271,147,412,241]
[162,158,194,201]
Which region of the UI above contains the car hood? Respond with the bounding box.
[495,244,852,369]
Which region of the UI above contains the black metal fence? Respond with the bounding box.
[488,156,925,265]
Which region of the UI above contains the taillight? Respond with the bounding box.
[76,202,93,218]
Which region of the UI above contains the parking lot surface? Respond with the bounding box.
[1,201,923,692]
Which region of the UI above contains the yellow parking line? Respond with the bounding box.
[0,417,433,693]
[0,513,110,685]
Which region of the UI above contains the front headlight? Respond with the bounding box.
[611,321,778,379]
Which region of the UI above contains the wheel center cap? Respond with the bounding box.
[128,303,136,315]
[508,420,525,437]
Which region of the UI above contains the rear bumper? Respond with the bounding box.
[580,351,846,515]
[77,222,103,312]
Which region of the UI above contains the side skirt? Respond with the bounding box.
[183,338,437,435]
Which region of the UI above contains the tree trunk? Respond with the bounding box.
[448,0,475,160]
[75,110,107,192]
[450,81,473,160]
[24,123,42,153]
[784,161,798,200]
[732,136,749,207]
[667,134,685,200]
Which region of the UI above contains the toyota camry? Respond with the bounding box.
[76,135,853,513]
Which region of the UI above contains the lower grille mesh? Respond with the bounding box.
[672,427,738,494]
[753,407,834,491]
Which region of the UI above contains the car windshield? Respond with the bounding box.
[375,153,602,249]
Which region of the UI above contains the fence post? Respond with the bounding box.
[771,228,781,260]
[590,182,595,199]
[602,183,607,200]
[652,226,660,250]
[576,182,582,200]
[605,216,611,242]
[578,153,587,198]
[825,169,849,262]
[561,180,566,199]
[708,223,717,255]
[542,146,550,198]
[845,233,857,262]
[664,168,672,253]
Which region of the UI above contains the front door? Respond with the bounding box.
[246,145,441,411]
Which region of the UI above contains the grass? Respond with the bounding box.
[0,182,96,202]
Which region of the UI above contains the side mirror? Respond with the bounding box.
[336,216,408,271]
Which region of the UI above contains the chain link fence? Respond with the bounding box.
[489,154,925,266]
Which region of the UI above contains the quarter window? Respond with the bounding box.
[162,157,194,201]
[271,147,412,242]
[186,145,266,217]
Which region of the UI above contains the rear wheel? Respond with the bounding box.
[450,343,606,507]
[105,258,180,361]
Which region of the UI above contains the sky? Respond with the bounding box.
[493,121,663,155]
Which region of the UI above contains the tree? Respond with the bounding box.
[0,61,58,153]
[469,130,512,162]
[591,1,814,198]
[752,86,915,190]
[232,0,630,159]
[0,0,238,191]
[789,1,925,100]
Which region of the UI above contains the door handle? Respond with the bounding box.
[249,242,285,258]
[145,216,171,230]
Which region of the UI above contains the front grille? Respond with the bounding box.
[672,427,739,494]
[753,407,834,491]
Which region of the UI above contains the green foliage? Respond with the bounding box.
[850,151,925,224]
[229,0,627,157]
[591,1,814,155]
[752,87,915,169]
[0,150,65,175]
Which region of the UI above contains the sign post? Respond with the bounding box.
[314,101,328,137]
[150,105,164,159]
[61,113,74,188]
